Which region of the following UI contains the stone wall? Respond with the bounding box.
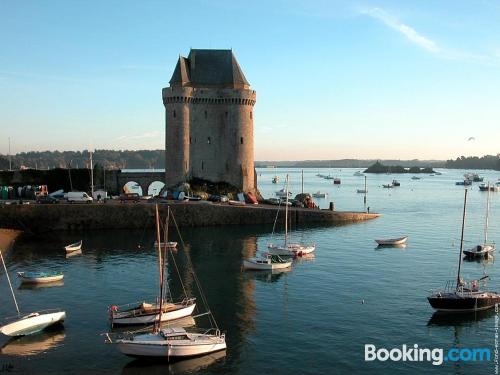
[0,203,380,233]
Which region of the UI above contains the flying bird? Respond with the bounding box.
[467,137,475,141]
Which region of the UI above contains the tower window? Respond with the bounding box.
[240,137,244,144]
[204,110,207,119]
[225,111,228,117]
[207,137,211,144]
[189,137,192,144]
[250,111,252,119]
[173,110,176,118]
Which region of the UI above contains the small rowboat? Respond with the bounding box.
[64,240,82,253]
[375,236,408,246]
[17,271,64,284]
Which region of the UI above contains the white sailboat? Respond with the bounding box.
[0,250,66,337]
[109,209,195,326]
[464,184,495,259]
[107,205,226,359]
[243,253,292,270]
[268,175,315,256]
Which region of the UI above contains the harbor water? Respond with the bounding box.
[1,168,499,374]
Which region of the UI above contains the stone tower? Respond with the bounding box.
[162,49,256,192]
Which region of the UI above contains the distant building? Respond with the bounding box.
[162,49,256,191]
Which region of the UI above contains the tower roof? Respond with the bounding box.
[169,49,250,89]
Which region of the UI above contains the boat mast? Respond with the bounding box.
[285,174,289,247]
[484,183,491,245]
[90,150,94,200]
[456,189,468,290]
[0,250,20,316]
[154,204,163,333]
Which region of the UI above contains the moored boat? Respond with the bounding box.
[17,271,64,284]
[463,184,495,259]
[427,189,500,313]
[267,175,316,257]
[312,191,327,198]
[375,236,408,246]
[109,299,196,326]
[64,240,82,252]
[243,253,292,270]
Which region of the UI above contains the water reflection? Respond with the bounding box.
[243,268,291,284]
[427,309,495,326]
[66,249,82,259]
[121,349,226,374]
[0,324,65,356]
[375,244,407,250]
[18,280,64,290]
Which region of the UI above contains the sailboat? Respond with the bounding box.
[464,183,495,259]
[267,175,315,256]
[427,189,500,312]
[107,205,226,359]
[243,253,293,270]
[0,250,66,337]
[109,209,195,326]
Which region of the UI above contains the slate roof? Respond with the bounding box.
[169,49,250,88]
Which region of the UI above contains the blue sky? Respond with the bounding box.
[1,0,499,160]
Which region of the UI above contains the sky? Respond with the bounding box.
[1,0,499,161]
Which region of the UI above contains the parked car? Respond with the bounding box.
[36,195,59,204]
[119,193,140,202]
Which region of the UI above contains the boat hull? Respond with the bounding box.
[375,236,408,246]
[267,244,315,256]
[0,311,66,337]
[17,273,64,284]
[428,292,500,312]
[242,260,292,270]
[111,302,196,326]
[117,333,226,358]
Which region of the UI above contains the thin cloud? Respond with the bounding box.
[114,131,162,141]
[358,7,439,53]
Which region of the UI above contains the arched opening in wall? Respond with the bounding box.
[148,181,165,197]
[123,181,143,196]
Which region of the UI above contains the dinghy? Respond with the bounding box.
[64,240,82,252]
[375,236,408,246]
[17,271,64,284]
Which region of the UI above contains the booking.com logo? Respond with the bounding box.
[365,344,491,366]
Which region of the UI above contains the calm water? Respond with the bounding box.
[1,168,500,374]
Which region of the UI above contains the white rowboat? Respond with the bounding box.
[64,240,82,252]
[375,236,408,246]
[17,271,64,284]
